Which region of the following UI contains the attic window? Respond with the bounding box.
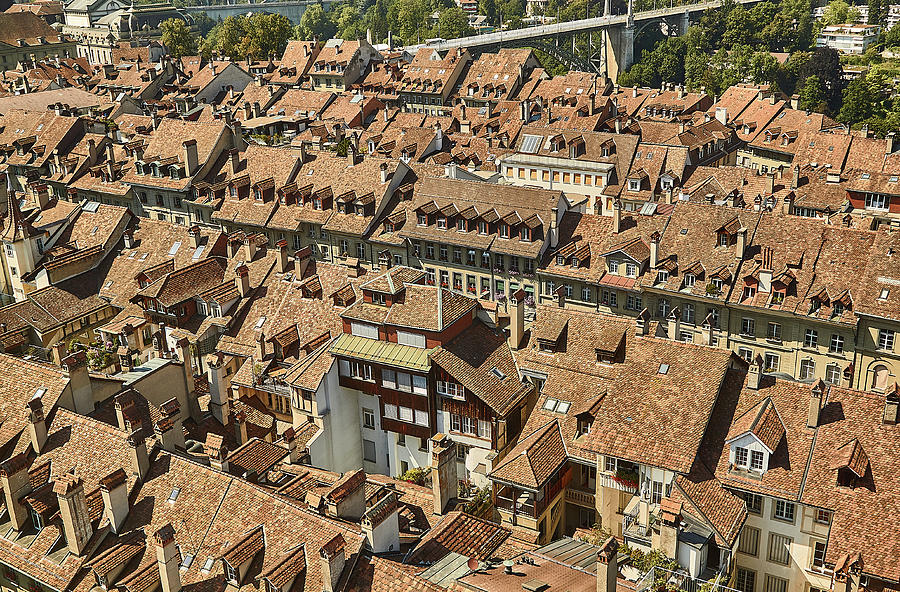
[168,241,182,256]
[201,557,215,573]
[255,316,267,329]
[490,367,506,380]
[542,398,570,414]
[180,550,194,570]
[880,288,889,300]
[680,228,688,235]
[167,487,180,503]
[658,363,669,375]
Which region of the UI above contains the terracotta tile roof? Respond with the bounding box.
[326,468,366,503]
[226,438,289,478]
[346,554,443,592]
[430,320,531,416]
[261,544,306,588]
[220,524,265,566]
[381,285,476,332]
[405,511,512,565]
[725,397,785,452]
[135,257,227,307]
[361,266,425,294]
[490,419,568,489]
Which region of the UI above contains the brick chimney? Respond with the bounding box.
[596,537,619,592]
[0,453,32,530]
[234,409,249,447]
[294,246,313,279]
[235,264,250,298]
[54,474,94,555]
[657,499,681,559]
[319,534,346,592]
[256,331,267,362]
[808,379,824,428]
[62,351,94,415]
[155,524,182,592]
[508,288,526,349]
[430,434,457,515]
[283,427,302,464]
[229,148,240,176]
[189,225,202,249]
[26,392,48,454]
[206,352,230,426]
[649,231,660,268]
[205,433,228,472]
[99,468,129,534]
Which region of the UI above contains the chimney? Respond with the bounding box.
[86,138,97,163]
[234,410,248,447]
[759,246,773,292]
[612,199,622,234]
[243,236,257,261]
[380,162,388,184]
[126,429,149,479]
[54,474,94,556]
[99,468,129,534]
[887,132,896,154]
[235,264,250,298]
[748,354,764,390]
[658,500,680,559]
[206,353,230,426]
[205,433,229,472]
[614,118,622,134]
[0,454,32,530]
[783,194,793,215]
[715,106,727,124]
[283,427,302,463]
[155,524,182,592]
[554,285,566,308]
[244,102,252,120]
[182,140,198,177]
[666,309,680,341]
[808,380,824,428]
[229,149,240,176]
[319,534,346,592]
[430,434,457,514]
[123,228,134,249]
[361,491,400,553]
[735,227,747,259]
[62,351,94,415]
[636,308,650,336]
[276,239,289,272]
[791,164,800,190]
[596,537,619,592]
[252,101,261,118]
[508,289,526,349]
[294,246,312,278]
[649,231,660,268]
[189,225,202,249]
[26,392,48,454]
[882,384,899,425]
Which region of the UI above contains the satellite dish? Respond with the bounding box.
[466,557,479,571]
[503,559,515,574]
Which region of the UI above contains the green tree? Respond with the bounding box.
[334,4,367,40]
[819,0,859,25]
[885,23,900,48]
[160,18,197,58]
[436,7,474,38]
[800,47,843,112]
[797,75,826,112]
[192,12,217,37]
[296,3,336,41]
[245,13,293,59]
[868,0,887,25]
[387,0,430,42]
[838,76,877,125]
[478,0,498,22]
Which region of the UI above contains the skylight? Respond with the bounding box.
[167,487,180,503]
[103,280,113,289]
[542,398,571,414]
[168,241,182,256]
[191,245,205,260]
[490,367,506,380]
[201,557,215,572]
[658,363,670,375]
[880,288,889,300]
[180,552,194,570]
[520,134,542,154]
[255,316,267,329]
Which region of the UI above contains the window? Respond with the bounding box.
[415,409,429,426]
[363,408,375,429]
[800,359,815,380]
[604,457,617,472]
[739,525,760,556]
[658,298,670,318]
[830,334,844,353]
[764,575,788,592]
[766,322,781,341]
[224,561,238,584]
[812,541,827,568]
[363,439,376,463]
[765,353,780,373]
[382,369,397,389]
[735,569,755,592]
[412,375,427,395]
[750,450,765,471]
[397,331,426,348]
[650,481,664,505]
[815,509,831,524]
[878,329,895,351]
[656,270,669,284]
[683,273,696,289]
[398,406,414,422]
[767,533,792,565]
[625,262,637,277]
[582,286,592,302]
[825,364,842,385]
[865,192,888,210]
[804,329,818,349]
[735,446,749,466]
[741,491,762,514]
[773,499,795,522]
[384,404,397,419]
[350,322,378,339]
[397,372,412,392]
[682,303,695,324]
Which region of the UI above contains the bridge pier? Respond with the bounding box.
[680,10,690,35]
[604,23,634,81]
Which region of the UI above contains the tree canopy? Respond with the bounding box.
[160,18,197,59]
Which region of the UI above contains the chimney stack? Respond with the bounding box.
[123,228,134,249]
[883,384,899,425]
[205,433,229,472]
[127,430,150,480]
[26,392,48,454]
[99,468,129,534]
[283,427,302,464]
[294,246,313,279]
[649,231,660,268]
[0,454,32,530]
[596,537,619,592]
[748,354,764,390]
[808,380,824,428]
[430,434,457,514]
[234,410,249,447]
[735,227,747,259]
[189,225,202,249]
[155,524,182,592]
[666,308,681,341]
[229,149,240,176]
[791,164,800,190]
[380,162,388,184]
[55,474,94,556]
[276,239,289,273]
[508,289,526,349]
[636,308,650,336]
[62,351,94,415]
[319,534,346,592]
[256,331,266,362]
[235,264,250,298]
[243,236,257,262]
[612,199,622,234]
[206,352,230,426]
[182,140,198,177]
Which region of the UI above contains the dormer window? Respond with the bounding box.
[520,227,531,241]
[556,255,566,265]
[355,205,364,216]
[478,221,488,235]
[712,278,724,292]
[571,257,580,268]
[628,179,640,192]
[417,213,427,226]
[656,270,669,284]
[437,216,447,229]
[577,416,593,437]
[223,560,238,584]
[230,185,237,198]
[313,198,321,209]
[254,188,262,200]
[625,262,637,278]
[684,273,696,288]
[457,218,466,231]
[170,168,180,180]
[601,147,609,157]
[718,233,729,247]
[833,301,844,316]
[772,291,785,305]
[499,223,509,238]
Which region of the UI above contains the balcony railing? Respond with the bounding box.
[565,488,596,508]
[599,473,638,494]
[495,492,536,517]
[636,567,740,592]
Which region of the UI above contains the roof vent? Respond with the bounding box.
[522,580,550,592]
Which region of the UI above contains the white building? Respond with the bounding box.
[816,24,881,54]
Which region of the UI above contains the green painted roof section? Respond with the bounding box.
[329,333,432,371]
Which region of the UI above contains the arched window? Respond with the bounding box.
[872,365,890,391]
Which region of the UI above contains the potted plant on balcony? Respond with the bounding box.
[705,282,721,296]
[612,467,639,489]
